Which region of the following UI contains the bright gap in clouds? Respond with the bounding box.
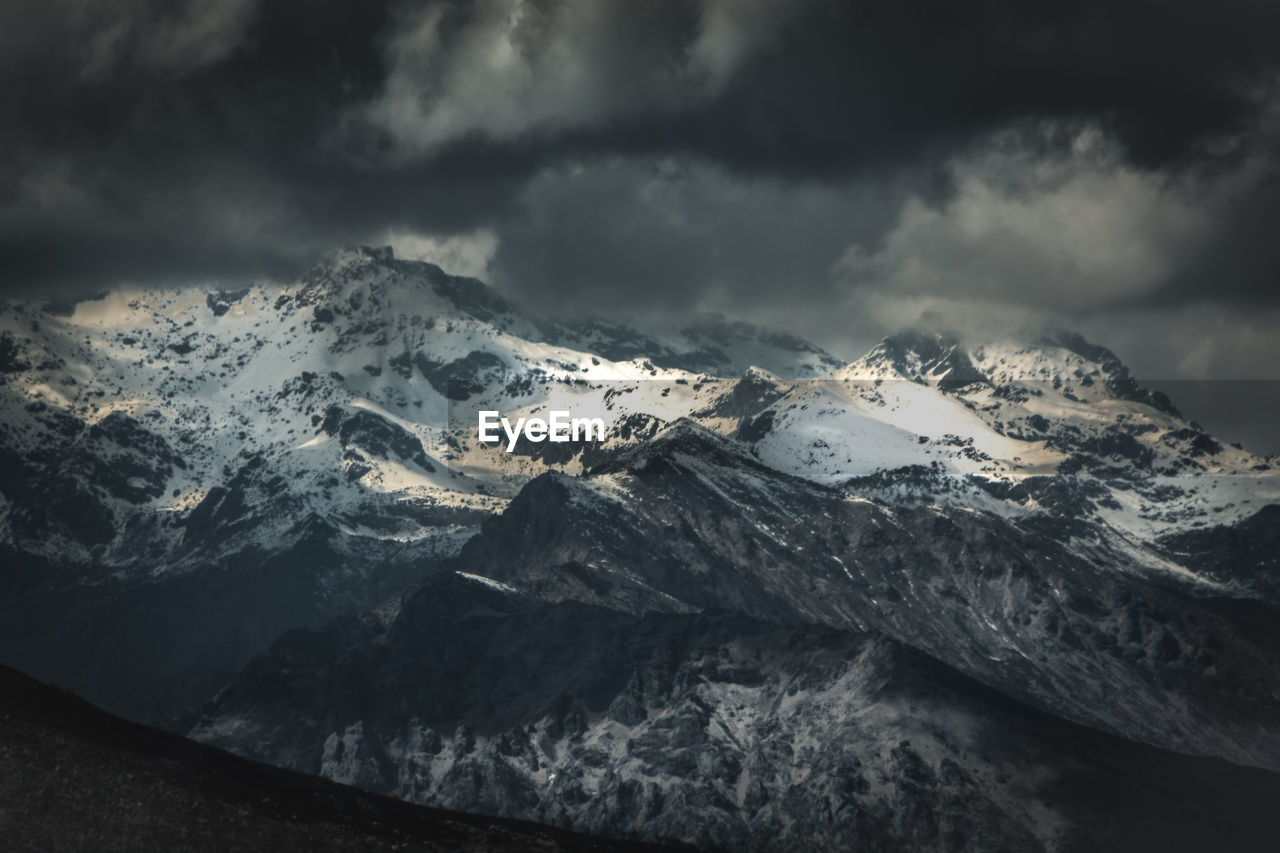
[381,228,499,281]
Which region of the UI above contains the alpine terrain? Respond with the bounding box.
[3,247,1279,850]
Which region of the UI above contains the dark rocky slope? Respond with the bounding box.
[191,573,1280,852]
[452,422,1280,770]
[0,664,684,852]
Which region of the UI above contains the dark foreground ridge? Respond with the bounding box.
[0,665,690,852]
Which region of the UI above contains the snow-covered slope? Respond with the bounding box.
[715,332,1279,566]
[0,247,849,717]
[1,246,1276,719]
[4,249,1270,570]
[0,247,846,569]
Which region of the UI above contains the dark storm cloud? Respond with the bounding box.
[0,0,547,292]
[606,1,1275,177]
[1144,169,1280,309]
[1,0,1279,314]
[359,0,1280,174]
[484,157,909,316]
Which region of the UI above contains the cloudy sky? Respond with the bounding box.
[3,0,1279,400]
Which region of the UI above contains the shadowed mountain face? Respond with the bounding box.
[190,573,1280,853]
[448,424,1280,771]
[3,248,1280,850]
[0,665,683,853]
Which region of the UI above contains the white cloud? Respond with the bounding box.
[835,126,1215,312]
[687,0,810,93]
[382,228,499,280]
[360,0,803,157]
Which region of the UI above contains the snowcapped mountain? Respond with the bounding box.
[3,245,1271,569]
[0,246,847,561]
[3,245,1279,848]
[724,331,1278,543]
[0,246,859,718]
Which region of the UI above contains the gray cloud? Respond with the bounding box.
[479,156,907,324]
[357,0,816,159]
[834,126,1217,313]
[1,0,1279,388]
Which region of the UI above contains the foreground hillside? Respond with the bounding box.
[0,665,685,852]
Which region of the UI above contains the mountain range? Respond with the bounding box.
[3,246,1278,849]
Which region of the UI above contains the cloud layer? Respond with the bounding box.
[2,0,1279,383]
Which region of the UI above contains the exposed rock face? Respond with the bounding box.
[448,424,1280,770]
[191,573,1280,852]
[1160,505,1280,600]
[192,424,1280,849]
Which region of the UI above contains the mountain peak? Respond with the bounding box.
[587,417,764,478]
[839,329,1182,417]
[842,330,986,387]
[1006,329,1182,418]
